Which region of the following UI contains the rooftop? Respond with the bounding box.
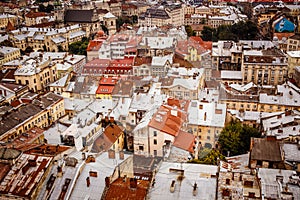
[148,162,218,200]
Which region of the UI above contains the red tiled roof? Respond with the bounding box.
[176,37,208,56]
[190,36,212,50]
[149,103,188,137]
[96,85,115,94]
[25,12,47,18]
[92,124,123,152]
[173,130,195,153]
[87,40,104,51]
[104,178,149,200]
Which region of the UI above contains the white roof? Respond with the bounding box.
[141,36,176,49]
[258,168,297,199]
[56,62,72,71]
[64,98,93,111]
[259,82,300,106]
[70,30,86,39]
[129,93,167,112]
[151,54,173,66]
[221,70,242,80]
[287,51,300,58]
[168,67,205,77]
[148,162,218,200]
[230,82,255,92]
[188,100,226,127]
[49,74,69,87]
[170,77,200,91]
[14,65,40,76]
[243,50,263,56]
[69,152,131,200]
[103,12,116,18]
[0,46,19,55]
[110,97,132,120]
[52,36,66,44]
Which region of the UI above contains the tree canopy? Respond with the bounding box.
[188,148,226,165]
[218,120,261,157]
[201,20,258,42]
[68,37,89,56]
[185,25,196,37]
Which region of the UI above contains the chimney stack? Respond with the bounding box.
[130,178,137,189]
[86,177,90,187]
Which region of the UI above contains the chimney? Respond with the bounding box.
[119,151,124,160]
[136,92,141,101]
[151,96,154,104]
[86,177,90,187]
[108,149,116,159]
[130,178,137,189]
[193,183,197,196]
[57,166,63,177]
[170,180,176,193]
[105,177,110,187]
[82,152,86,160]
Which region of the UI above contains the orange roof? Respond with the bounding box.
[92,124,123,152]
[25,12,47,18]
[173,130,195,153]
[96,85,115,94]
[273,32,295,40]
[149,104,187,137]
[176,37,208,56]
[190,36,212,50]
[87,40,104,51]
[104,178,149,200]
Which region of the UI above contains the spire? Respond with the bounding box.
[6,20,15,32]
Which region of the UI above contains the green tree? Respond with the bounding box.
[38,4,46,12]
[185,25,196,37]
[188,148,226,165]
[201,26,217,41]
[68,38,89,56]
[218,120,261,156]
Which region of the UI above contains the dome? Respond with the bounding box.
[97,30,104,37]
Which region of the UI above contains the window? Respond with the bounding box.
[154,150,157,156]
[153,131,157,136]
[154,139,157,145]
[139,146,144,151]
[207,136,210,140]
[225,179,231,185]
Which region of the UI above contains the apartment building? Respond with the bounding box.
[160,71,204,100]
[24,11,54,27]
[139,3,184,27]
[14,56,57,92]
[287,51,300,78]
[99,33,141,60]
[9,24,87,52]
[188,100,226,149]
[0,92,64,142]
[242,48,288,85]
[287,34,300,51]
[0,46,20,67]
